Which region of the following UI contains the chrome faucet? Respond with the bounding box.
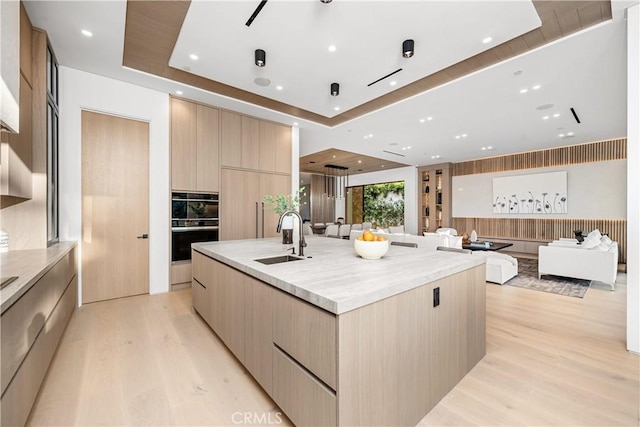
[276,210,306,257]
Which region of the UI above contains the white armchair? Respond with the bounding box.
[538,240,618,290]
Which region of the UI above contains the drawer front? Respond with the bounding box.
[191,278,209,322]
[272,346,336,427]
[1,250,74,395]
[273,291,336,390]
[1,275,77,427]
[191,250,207,284]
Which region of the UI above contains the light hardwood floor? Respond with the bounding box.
[28,276,638,426]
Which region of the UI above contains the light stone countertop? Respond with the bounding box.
[1,242,77,314]
[193,236,484,315]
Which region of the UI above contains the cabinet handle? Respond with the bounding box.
[261,202,265,238]
[137,234,149,239]
[255,202,259,239]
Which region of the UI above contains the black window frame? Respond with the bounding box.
[46,42,59,246]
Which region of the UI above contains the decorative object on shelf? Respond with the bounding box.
[470,230,478,242]
[492,171,567,214]
[264,189,303,244]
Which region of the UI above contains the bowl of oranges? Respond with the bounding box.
[354,230,389,260]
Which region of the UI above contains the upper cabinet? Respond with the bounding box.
[220,110,291,173]
[0,0,20,132]
[1,75,32,200]
[170,98,219,192]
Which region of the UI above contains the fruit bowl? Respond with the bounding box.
[354,238,390,260]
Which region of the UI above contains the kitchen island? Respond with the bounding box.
[192,237,486,426]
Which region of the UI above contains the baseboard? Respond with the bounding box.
[171,282,191,291]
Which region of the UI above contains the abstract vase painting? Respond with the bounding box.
[492,171,567,215]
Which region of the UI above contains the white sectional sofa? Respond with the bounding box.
[538,231,618,290]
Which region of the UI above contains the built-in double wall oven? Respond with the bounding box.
[171,192,219,262]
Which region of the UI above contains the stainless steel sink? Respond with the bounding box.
[254,255,305,265]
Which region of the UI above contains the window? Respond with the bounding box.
[46,43,59,245]
[346,181,405,228]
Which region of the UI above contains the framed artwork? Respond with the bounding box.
[492,171,567,214]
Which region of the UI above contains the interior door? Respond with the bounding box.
[81,111,149,304]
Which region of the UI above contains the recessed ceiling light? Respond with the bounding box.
[431,155,440,159]
[407,146,412,149]
[462,134,467,138]
[553,113,560,118]
[427,117,433,121]
[333,155,336,158]
[328,45,337,52]
[81,29,93,37]
[455,135,461,139]
[334,106,340,111]
[482,36,492,44]
[520,88,528,94]
[419,119,425,123]
[276,85,283,91]
[402,147,406,150]
[542,116,550,120]
[559,133,565,137]
[175,90,183,95]
[369,134,373,138]
[381,165,385,168]
[567,131,574,136]
[190,54,199,60]
[481,147,487,151]
[358,160,362,163]
[390,81,397,86]
[532,84,541,90]
[293,122,298,126]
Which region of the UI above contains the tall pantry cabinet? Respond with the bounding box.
[219,111,292,241]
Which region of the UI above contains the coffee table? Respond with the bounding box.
[462,241,513,251]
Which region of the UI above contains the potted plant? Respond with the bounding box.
[263,189,303,244]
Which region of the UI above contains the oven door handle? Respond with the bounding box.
[261,202,265,238]
[172,226,219,232]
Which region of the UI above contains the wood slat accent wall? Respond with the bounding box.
[452,138,628,263]
[453,139,626,176]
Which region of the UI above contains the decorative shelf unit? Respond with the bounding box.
[417,163,452,234]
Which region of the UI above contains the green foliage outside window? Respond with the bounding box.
[363,182,405,228]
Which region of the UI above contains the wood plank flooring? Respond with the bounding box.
[28,275,638,426]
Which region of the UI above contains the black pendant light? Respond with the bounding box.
[255,49,266,67]
[331,82,339,96]
[402,39,414,58]
[320,0,333,3]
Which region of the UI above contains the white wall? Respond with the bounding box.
[452,160,627,219]
[626,3,639,354]
[59,67,170,303]
[346,166,418,235]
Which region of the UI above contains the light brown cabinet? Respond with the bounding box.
[0,247,77,427]
[220,169,291,241]
[170,98,219,192]
[191,249,485,427]
[1,74,33,200]
[418,163,452,234]
[220,110,291,173]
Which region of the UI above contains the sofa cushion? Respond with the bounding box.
[582,236,599,249]
[587,229,602,240]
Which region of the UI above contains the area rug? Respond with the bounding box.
[503,258,591,298]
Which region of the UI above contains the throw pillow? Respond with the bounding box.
[601,235,613,245]
[582,236,599,249]
[587,229,602,240]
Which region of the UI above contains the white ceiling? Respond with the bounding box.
[171,0,540,118]
[23,1,637,168]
